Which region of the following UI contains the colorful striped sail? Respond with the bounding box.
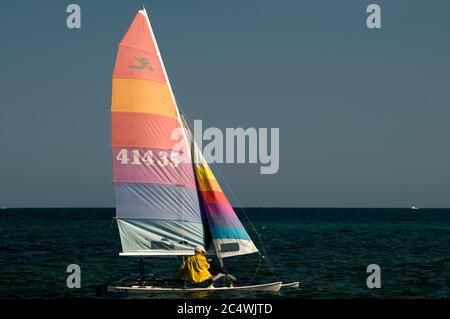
[111,7,258,259]
[189,130,259,258]
[111,8,204,256]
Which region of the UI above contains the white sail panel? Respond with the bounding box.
[117,219,204,256]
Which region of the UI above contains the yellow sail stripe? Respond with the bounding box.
[111,78,178,119]
[194,165,223,192]
[194,165,216,180]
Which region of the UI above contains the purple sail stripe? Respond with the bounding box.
[205,212,243,228]
[202,202,235,215]
[115,183,202,223]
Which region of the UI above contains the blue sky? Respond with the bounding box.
[1,0,449,207]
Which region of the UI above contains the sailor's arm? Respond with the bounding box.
[175,260,187,278]
[200,256,211,269]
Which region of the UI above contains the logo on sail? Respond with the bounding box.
[128,57,154,71]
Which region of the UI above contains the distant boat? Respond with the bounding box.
[411,206,419,210]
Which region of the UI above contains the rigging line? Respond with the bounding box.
[250,256,264,283]
[176,104,276,276]
[216,176,275,273]
[208,156,278,277]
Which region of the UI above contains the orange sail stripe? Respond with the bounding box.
[198,190,229,204]
[111,78,177,118]
[194,165,223,192]
[112,112,185,150]
[196,178,222,192]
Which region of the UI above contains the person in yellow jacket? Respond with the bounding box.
[176,246,216,288]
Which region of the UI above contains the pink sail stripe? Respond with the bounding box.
[201,201,235,216]
[111,112,187,150]
[112,147,197,188]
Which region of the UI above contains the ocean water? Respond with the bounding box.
[0,208,449,299]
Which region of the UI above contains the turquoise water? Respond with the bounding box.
[0,208,449,299]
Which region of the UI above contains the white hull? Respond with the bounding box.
[108,281,283,293]
[281,281,300,289]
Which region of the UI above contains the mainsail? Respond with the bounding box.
[111,7,258,259]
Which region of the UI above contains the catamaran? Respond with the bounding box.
[107,5,298,293]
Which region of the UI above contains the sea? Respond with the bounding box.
[0,208,449,299]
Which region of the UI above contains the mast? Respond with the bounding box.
[141,6,177,108]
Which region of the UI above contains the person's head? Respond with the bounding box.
[194,246,206,255]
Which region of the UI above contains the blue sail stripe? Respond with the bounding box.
[115,183,202,223]
[209,226,251,240]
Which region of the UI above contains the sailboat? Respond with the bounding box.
[107,5,298,293]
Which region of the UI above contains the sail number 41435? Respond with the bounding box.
[116,149,181,167]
